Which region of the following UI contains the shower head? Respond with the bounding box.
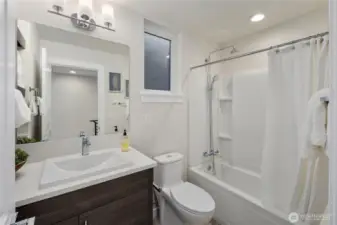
[208,75,218,91]
[212,75,219,83]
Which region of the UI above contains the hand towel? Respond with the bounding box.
[29,97,38,116]
[290,88,329,225]
[16,51,25,89]
[37,97,45,115]
[15,89,31,128]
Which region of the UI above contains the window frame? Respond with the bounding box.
[144,31,172,91]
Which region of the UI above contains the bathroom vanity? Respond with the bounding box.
[15,148,157,225]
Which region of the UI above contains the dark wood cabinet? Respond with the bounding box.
[79,190,149,225]
[17,169,153,225]
[55,217,78,225]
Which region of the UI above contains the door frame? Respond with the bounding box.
[47,57,105,136]
[0,0,16,214]
[329,0,337,224]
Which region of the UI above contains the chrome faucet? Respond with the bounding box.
[80,132,91,156]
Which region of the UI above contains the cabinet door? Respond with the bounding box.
[80,190,151,225]
[54,217,79,225]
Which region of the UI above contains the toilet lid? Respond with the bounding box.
[170,182,215,214]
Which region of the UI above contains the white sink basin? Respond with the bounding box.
[39,149,133,189]
[55,152,112,172]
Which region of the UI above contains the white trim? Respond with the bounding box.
[218,133,232,140]
[48,57,106,134]
[0,0,15,214]
[329,1,337,224]
[219,96,233,102]
[140,90,183,103]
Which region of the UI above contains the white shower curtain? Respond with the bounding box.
[261,37,329,214]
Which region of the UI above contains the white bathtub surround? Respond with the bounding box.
[290,89,329,225]
[261,37,330,214]
[232,71,267,174]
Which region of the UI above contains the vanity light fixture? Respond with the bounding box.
[48,0,116,32]
[250,13,265,22]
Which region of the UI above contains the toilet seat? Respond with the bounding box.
[170,182,215,215]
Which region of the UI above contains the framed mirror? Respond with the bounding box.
[15,19,130,143]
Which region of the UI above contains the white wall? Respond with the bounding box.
[232,71,267,174]
[51,73,98,140]
[17,0,216,176]
[0,0,16,214]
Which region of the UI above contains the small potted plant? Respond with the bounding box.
[15,148,29,172]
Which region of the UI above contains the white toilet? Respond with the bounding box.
[153,153,215,225]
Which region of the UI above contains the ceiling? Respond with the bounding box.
[52,65,98,77]
[112,0,328,43]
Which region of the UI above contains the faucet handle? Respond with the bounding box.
[80,131,86,137]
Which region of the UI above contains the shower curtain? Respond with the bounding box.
[261,37,329,214]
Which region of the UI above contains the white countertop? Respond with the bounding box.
[15,148,157,207]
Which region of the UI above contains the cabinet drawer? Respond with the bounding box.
[17,169,153,225]
[79,189,151,225]
[54,217,78,225]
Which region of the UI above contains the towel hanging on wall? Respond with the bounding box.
[15,89,31,128]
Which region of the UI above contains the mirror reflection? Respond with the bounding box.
[16,20,130,143]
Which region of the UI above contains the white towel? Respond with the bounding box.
[29,97,38,116]
[37,97,45,115]
[15,89,31,128]
[319,207,329,225]
[16,51,25,89]
[291,88,329,225]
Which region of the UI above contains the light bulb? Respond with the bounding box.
[250,13,265,22]
[102,4,115,25]
[78,0,93,19]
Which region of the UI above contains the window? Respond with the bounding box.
[144,32,171,91]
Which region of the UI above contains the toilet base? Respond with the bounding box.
[159,195,185,225]
[158,194,211,225]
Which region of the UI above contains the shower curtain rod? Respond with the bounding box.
[190,31,329,71]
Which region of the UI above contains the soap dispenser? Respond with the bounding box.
[121,129,129,152]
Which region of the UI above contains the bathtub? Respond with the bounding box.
[188,163,292,225]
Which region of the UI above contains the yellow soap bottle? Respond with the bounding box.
[121,129,129,152]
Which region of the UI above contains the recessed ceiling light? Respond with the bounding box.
[69,70,76,74]
[250,13,265,22]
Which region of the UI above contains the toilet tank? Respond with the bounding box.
[153,153,184,188]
